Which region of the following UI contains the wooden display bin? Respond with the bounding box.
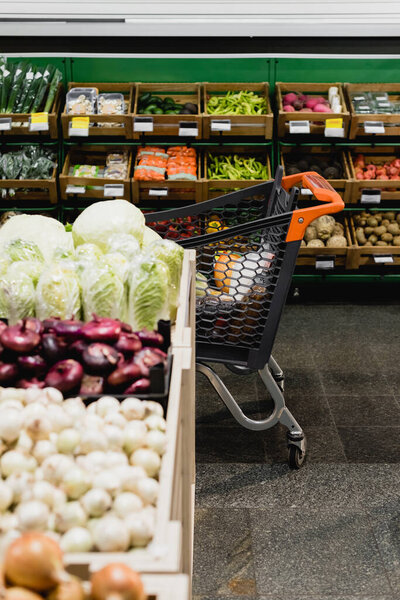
[346,83,400,139]
[203,82,273,139]
[203,145,271,201]
[61,83,134,139]
[347,146,400,204]
[280,145,352,203]
[0,166,58,204]
[132,148,203,204]
[276,82,350,138]
[133,83,201,140]
[297,214,353,269]
[347,213,400,268]
[0,83,62,139]
[59,145,132,201]
[141,575,189,600]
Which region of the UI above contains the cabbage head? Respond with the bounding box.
[7,261,44,286]
[128,257,170,331]
[36,264,81,320]
[0,268,35,324]
[74,243,103,272]
[106,234,140,261]
[4,239,44,263]
[148,239,184,318]
[80,262,126,321]
[102,252,129,284]
[141,226,162,249]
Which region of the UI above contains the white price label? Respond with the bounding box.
[134,117,154,133]
[361,190,381,205]
[364,121,385,134]
[179,121,198,137]
[0,118,12,131]
[69,125,89,137]
[66,185,86,194]
[324,126,345,138]
[373,254,394,264]
[104,184,124,198]
[300,188,313,196]
[315,259,335,270]
[29,113,49,132]
[149,188,168,197]
[211,119,231,132]
[289,120,310,134]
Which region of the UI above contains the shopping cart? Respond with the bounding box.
[145,166,344,468]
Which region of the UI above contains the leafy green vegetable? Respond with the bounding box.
[30,64,55,113]
[36,263,81,320]
[6,62,27,113]
[148,239,183,317]
[80,262,126,321]
[106,233,141,260]
[4,239,44,263]
[128,257,170,331]
[141,226,162,249]
[44,69,62,113]
[0,62,14,113]
[0,268,35,324]
[7,261,44,287]
[102,252,129,284]
[15,65,35,113]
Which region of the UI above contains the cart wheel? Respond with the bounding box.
[226,364,253,376]
[288,445,306,469]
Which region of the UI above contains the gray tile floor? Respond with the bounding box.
[193,303,400,600]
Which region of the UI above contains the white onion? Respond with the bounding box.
[103,425,124,449]
[103,412,127,429]
[24,388,46,405]
[79,451,107,473]
[141,504,157,528]
[46,404,72,432]
[81,488,112,517]
[60,527,93,552]
[32,439,57,464]
[145,430,167,455]
[79,429,108,453]
[34,467,44,481]
[114,465,147,493]
[0,481,13,512]
[15,430,33,452]
[43,387,64,405]
[62,466,91,499]
[0,388,26,402]
[30,481,55,507]
[87,402,97,414]
[143,400,164,418]
[1,450,33,476]
[0,399,23,411]
[120,397,145,420]
[25,413,52,441]
[0,511,18,533]
[44,530,61,543]
[113,492,143,518]
[96,396,120,417]
[55,501,87,533]
[6,472,34,502]
[42,454,74,484]
[0,409,23,443]
[144,414,167,432]
[126,513,154,547]
[104,451,128,469]
[63,397,86,419]
[47,511,56,530]
[52,488,67,510]
[135,477,159,505]
[123,421,147,454]
[17,500,49,531]
[93,515,130,551]
[92,470,121,497]
[23,401,47,418]
[130,448,161,477]
[81,414,104,430]
[87,517,100,534]
[57,428,80,454]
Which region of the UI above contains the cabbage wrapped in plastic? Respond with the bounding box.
[148,239,184,318]
[0,257,9,278]
[141,226,162,250]
[36,263,81,320]
[128,257,170,331]
[74,243,103,272]
[7,261,44,286]
[81,261,126,321]
[4,239,44,263]
[102,252,129,284]
[0,268,35,324]
[106,233,140,261]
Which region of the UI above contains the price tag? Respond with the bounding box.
[29,112,49,132]
[211,119,231,132]
[289,120,310,134]
[324,118,344,138]
[373,254,394,264]
[0,118,12,131]
[300,188,313,196]
[66,185,86,194]
[179,121,198,137]
[315,256,335,270]
[104,184,124,198]
[364,121,385,134]
[134,117,154,133]
[69,117,89,137]
[149,188,168,197]
[361,189,381,205]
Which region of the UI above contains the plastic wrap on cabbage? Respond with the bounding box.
[4,239,44,263]
[7,261,44,286]
[102,252,129,283]
[72,200,145,250]
[0,268,35,324]
[128,257,170,331]
[106,233,140,261]
[74,243,103,272]
[148,239,184,318]
[36,263,81,320]
[141,226,162,249]
[80,261,126,321]
[0,257,9,278]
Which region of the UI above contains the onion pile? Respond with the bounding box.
[0,388,166,554]
[0,316,167,396]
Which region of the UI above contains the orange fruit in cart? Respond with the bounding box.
[214,252,242,293]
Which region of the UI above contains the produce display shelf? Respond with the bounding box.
[203,82,273,140]
[141,574,190,600]
[0,165,58,204]
[347,214,400,268]
[297,215,353,269]
[346,145,400,204]
[346,83,400,139]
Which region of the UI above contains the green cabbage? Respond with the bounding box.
[0,258,9,278]
[102,253,129,284]
[72,200,145,251]
[4,239,44,263]
[7,261,44,286]
[128,257,170,331]
[106,234,140,261]
[74,243,103,272]
[36,264,81,320]
[81,262,126,321]
[0,268,35,324]
[141,226,162,249]
[148,240,184,318]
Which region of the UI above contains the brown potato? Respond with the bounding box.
[368,234,378,245]
[367,217,379,227]
[381,233,393,243]
[382,219,390,228]
[385,212,395,221]
[356,227,367,245]
[375,214,383,223]
[376,240,388,246]
[374,226,387,237]
[396,214,400,224]
[364,227,374,235]
[393,235,400,246]
[387,222,400,235]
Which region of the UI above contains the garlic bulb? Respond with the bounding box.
[135,477,159,505]
[16,500,49,531]
[60,527,92,552]
[57,428,80,454]
[62,397,86,419]
[62,467,91,499]
[113,492,143,518]
[0,481,13,512]
[92,470,121,497]
[125,513,154,547]
[32,440,57,464]
[41,454,74,485]
[79,451,107,473]
[81,488,112,518]
[0,511,18,533]
[82,415,104,430]
[0,409,23,443]
[144,430,166,455]
[120,397,145,420]
[96,396,120,417]
[0,399,23,411]
[52,488,67,510]
[123,421,147,454]
[87,518,100,534]
[114,465,146,493]
[1,451,34,477]
[55,501,87,533]
[130,448,161,477]
[79,429,108,454]
[0,388,26,402]
[24,388,46,405]
[103,425,124,450]
[93,515,130,552]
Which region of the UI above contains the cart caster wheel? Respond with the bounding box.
[226,364,253,376]
[288,445,306,469]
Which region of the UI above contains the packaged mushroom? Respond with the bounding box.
[66,88,98,115]
[301,215,347,248]
[353,211,400,246]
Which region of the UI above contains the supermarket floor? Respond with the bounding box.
[193,301,400,600]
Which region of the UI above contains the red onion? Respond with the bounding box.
[0,362,18,384]
[81,316,121,343]
[42,318,61,332]
[69,339,88,359]
[134,347,167,377]
[80,374,105,395]
[53,319,83,341]
[135,329,164,348]
[1,321,41,354]
[17,378,46,389]
[17,354,47,376]
[114,333,142,356]
[42,334,67,364]
[82,343,119,375]
[124,378,151,395]
[108,362,141,388]
[121,322,132,333]
[45,359,83,393]
[0,320,7,335]
[24,317,43,335]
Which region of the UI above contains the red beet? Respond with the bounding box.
[45,359,84,393]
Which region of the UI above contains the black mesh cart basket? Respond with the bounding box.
[146,166,344,468]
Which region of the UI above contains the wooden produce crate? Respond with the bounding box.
[347,146,400,204]
[276,82,350,138]
[297,214,353,269]
[140,575,190,600]
[59,145,132,201]
[346,83,400,139]
[61,82,134,139]
[347,212,400,269]
[133,83,201,139]
[66,252,196,580]
[280,145,352,203]
[203,82,273,139]
[204,145,271,201]
[132,148,203,204]
[0,165,58,204]
[0,83,62,139]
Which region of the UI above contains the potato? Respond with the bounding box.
[360,211,369,218]
[374,225,387,237]
[300,239,306,247]
[364,227,374,235]
[381,233,393,243]
[376,240,388,246]
[314,215,335,240]
[326,235,347,248]
[387,222,400,235]
[304,225,317,243]
[385,212,395,221]
[356,227,367,245]
[382,219,390,228]
[307,239,325,248]
[360,219,367,227]
[393,235,400,246]
[368,234,378,245]
[367,217,379,227]
[375,214,383,223]
[397,214,400,224]
[333,223,344,236]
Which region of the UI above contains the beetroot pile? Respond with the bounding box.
[0,316,167,396]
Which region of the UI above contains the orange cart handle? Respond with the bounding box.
[282,171,345,242]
